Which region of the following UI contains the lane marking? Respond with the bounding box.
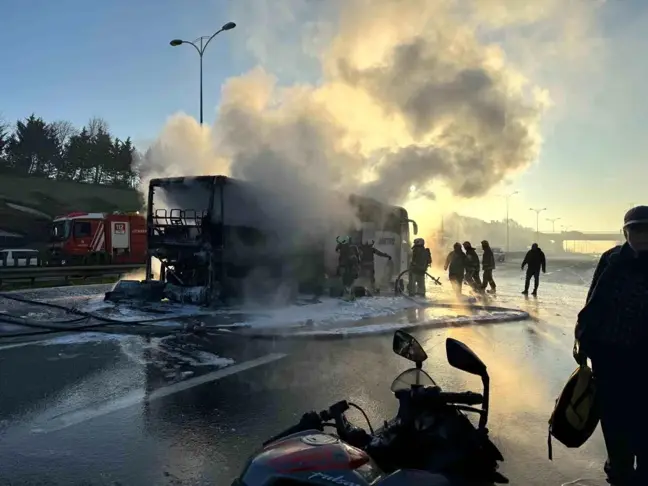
[31,352,288,433]
[0,340,52,351]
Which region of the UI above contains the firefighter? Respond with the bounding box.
[335,236,360,300]
[445,242,467,296]
[462,241,483,293]
[408,238,432,297]
[359,240,392,292]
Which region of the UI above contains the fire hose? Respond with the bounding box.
[393,269,442,295]
[0,291,200,339]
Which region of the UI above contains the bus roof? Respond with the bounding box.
[149,175,408,217]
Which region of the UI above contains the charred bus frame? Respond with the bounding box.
[143,175,418,305]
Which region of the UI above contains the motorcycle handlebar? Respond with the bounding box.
[262,401,351,447]
[262,411,323,446]
[437,391,484,406]
[405,388,484,406]
[262,389,483,448]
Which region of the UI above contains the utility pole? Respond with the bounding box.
[529,207,547,242]
[502,191,519,253]
[546,217,561,233]
[170,22,237,124]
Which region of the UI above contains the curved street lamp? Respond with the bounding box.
[546,217,561,233]
[529,207,547,242]
[169,22,237,124]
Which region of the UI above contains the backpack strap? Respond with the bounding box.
[548,397,557,461]
[547,429,553,461]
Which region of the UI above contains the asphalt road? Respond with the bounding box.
[0,257,609,486]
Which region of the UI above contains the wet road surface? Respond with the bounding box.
[0,257,609,486]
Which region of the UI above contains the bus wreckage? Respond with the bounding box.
[105,175,419,306]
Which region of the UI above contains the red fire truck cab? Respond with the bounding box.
[48,212,147,265]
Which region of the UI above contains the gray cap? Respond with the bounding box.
[624,205,648,227]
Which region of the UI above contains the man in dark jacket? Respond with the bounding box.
[463,241,482,292]
[575,206,648,485]
[481,240,496,294]
[521,243,546,296]
[444,242,466,296]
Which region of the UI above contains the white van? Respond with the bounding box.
[0,248,41,267]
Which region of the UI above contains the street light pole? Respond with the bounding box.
[502,191,518,254]
[546,217,561,233]
[529,207,547,242]
[170,22,236,125]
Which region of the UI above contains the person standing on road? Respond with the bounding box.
[408,237,432,297]
[521,243,546,296]
[481,240,497,294]
[575,206,648,486]
[462,241,482,292]
[358,240,391,293]
[444,242,467,296]
[335,236,360,300]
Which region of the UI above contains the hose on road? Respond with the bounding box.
[393,269,442,295]
[0,291,197,339]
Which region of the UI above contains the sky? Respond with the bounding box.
[1,0,647,233]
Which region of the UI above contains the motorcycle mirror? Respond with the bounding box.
[393,330,428,366]
[445,338,487,377]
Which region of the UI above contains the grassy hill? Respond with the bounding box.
[0,175,143,245]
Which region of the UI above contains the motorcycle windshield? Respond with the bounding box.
[390,368,436,392]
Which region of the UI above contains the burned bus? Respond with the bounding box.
[107,175,418,305]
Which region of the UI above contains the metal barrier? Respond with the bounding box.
[0,264,144,287]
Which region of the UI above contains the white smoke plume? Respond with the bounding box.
[138,0,603,230]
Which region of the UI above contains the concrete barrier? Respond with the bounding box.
[0,264,144,288]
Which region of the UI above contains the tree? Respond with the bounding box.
[86,116,109,138]
[0,117,8,171]
[111,137,139,187]
[62,127,92,181]
[89,125,114,184]
[1,112,140,189]
[50,120,78,146]
[4,115,60,177]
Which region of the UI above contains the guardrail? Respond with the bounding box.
[0,264,144,288]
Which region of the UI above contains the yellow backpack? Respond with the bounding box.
[548,354,599,460]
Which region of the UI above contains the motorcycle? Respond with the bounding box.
[232,330,508,485]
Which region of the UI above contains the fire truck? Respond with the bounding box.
[48,211,147,265]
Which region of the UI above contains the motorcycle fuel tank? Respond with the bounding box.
[237,431,384,486]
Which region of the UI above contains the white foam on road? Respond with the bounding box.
[222,296,421,329]
[288,309,528,336]
[83,295,424,329]
[79,298,215,322]
[30,353,287,434]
